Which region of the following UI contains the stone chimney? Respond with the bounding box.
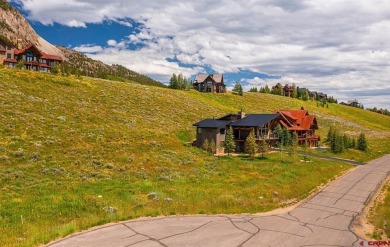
[239,109,246,119]
[17,39,22,50]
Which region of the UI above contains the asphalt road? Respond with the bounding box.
[48,154,390,247]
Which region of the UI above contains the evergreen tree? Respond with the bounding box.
[302,90,309,101]
[169,73,178,89]
[249,87,258,92]
[357,132,368,151]
[245,130,257,159]
[292,83,298,98]
[343,134,350,150]
[233,82,243,96]
[258,136,269,158]
[291,131,299,154]
[259,86,265,93]
[274,124,283,145]
[224,127,236,156]
[282,127,292,146]
[177,73,184,90]
[326,126,334,144]
[264,85,270,93]
[331,133,344,153]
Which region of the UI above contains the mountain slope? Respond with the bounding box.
[0,0,164,87]
[1,67,390,246]
[0,1,63,57]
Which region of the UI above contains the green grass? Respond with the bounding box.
[0,67,389,246]
[368,180,390,240]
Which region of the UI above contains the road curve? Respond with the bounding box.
[47,155,390,247]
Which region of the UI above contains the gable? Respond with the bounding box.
[194,74,224,84]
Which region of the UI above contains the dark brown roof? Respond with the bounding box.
[230,114,280,127]
[193,119,231,128]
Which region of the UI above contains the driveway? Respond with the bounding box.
[48,155,390,247]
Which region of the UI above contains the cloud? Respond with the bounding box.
[12,0,390,108]
[73,44,103,53]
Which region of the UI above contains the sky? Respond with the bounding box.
[9,0,390,109]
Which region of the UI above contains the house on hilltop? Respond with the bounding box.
[193,74,226,93]
[340,99,362,108]
[1,42,62,72]
[193,108,320,154]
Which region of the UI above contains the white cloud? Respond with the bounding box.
[73,44,103,53]
[13,0,390,108]
[107,40,117,47]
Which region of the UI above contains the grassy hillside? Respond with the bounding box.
[1,66,389,246]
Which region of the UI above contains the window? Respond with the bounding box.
[219,128,225,134]
[197,128,202,134]
[7,53,11,59]
[7,45,11,50]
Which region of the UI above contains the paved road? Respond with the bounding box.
[48,155,390,247]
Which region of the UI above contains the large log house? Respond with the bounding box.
[193,109,320,154]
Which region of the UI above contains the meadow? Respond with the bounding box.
[1,67,389,246]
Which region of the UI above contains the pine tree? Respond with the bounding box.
[169,73,178,89]
[233,82,243,96]
[302,90,309,101]
[343,134,350,149]
[274,124,283,145]
[177,73,184,90]
[292,83,298,98]
[224,126,236,156]
[245,130,257,159]
[258,136,269,158]
[326,126,334,144]
[291,131,299,154]
[264,85,270,93]
[357,133,368,151]
[282,127,291,146]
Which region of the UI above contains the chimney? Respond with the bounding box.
[239,109,246,119]
[17,39,22,50]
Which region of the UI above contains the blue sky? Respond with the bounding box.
[9,0,390,109]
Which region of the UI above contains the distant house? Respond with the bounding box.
[340,99,362,108]
[1,42,62,72]
[193,74,226,93]
[193,108,320,154]
[277,109,320,147]
[283,84,293,97]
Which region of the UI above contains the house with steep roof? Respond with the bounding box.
[193,74,226,93]
[276,109,319,147]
